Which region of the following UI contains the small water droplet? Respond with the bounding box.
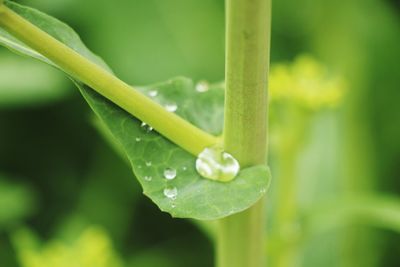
[141,122,153,133]
[145,161,152,167]
[182,166,187,171]
[163,168,177,180]
[138,165,142,169]
[195,145,240,182]
[135,137,141,142]
[144,176,152,181]
[171,202,176,208]
[195,81,209,93]
[164,186,178,200]
[164,102,178,112]
[148,90,158,97]
[260,187,267,194]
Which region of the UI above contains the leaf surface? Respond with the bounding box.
[0,1,271,220]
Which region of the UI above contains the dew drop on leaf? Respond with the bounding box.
[195,80,209,93]
[145,161,152,167]
[163,186,178,200]
[135,137,141,142]
[163,168,177,180]
[195,146,240,182]
[140,122,153,133]
[144,176,152,181]
[164,102,178,112]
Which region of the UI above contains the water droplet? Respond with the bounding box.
[144,176,152,181]
[195,145,240,182]
[141,122,153,133]
[148,90,158,97]
[260,187,267,194]
[195,81,209,93]
[171,202,176,208]
[135,137,141,142]
[145,161,152,167]
[138,165,142,169]
[163,168,177,180]
[164,102,178,112]
[163,186,178,200]
[182,166,187,171]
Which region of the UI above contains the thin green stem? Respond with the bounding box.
[0,4,217,156]
[218,0,271,266]
[275,151,299,267]
[273,113,310,267]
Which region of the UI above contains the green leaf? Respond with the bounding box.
[304,195,400,234]
[0,51,69,108]
[267,195,400,256]
[84,79,271,220]
[0,1,271,220]
[0,176,36,226]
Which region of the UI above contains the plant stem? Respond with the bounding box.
[218,0,271,266]
[0,4,217,156]
[274,114,308,267]
[275,149,299,267]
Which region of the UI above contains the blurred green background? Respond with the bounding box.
[0,0,399,266]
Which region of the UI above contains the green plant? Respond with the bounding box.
[12,226,124,267]
[1,1,400,267]
[0,0,271,266]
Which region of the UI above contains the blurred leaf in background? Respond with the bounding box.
[0,175,37,267]
[0,175,36,227]
[0,49,70,108]
[18,0,225,84]
[12,226,124,267]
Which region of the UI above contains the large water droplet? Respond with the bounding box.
[164,102,178,112]
[164,186,178,200]
[141,122,153,133]
[195,146,240,182]
[163,168,177,180]
[148,90,158,97]
[195,80,209,93]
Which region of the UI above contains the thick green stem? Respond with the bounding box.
[0,4,217,156]
[218,0,271,267]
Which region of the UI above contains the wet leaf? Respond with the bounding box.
[0,1,271,220]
